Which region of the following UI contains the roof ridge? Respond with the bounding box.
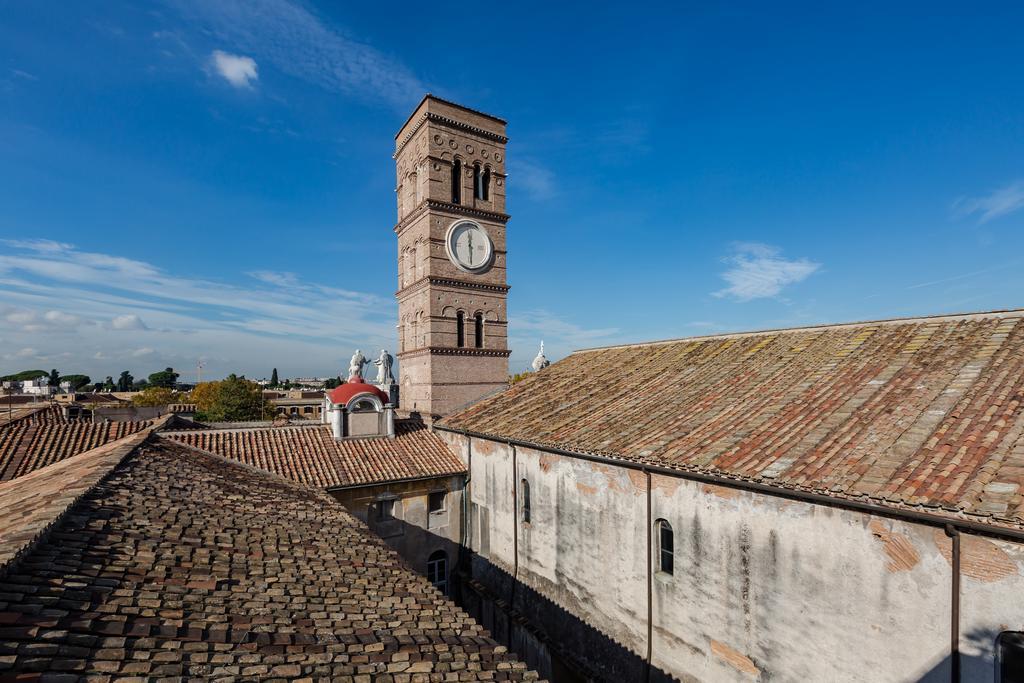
[572,307,1024,354]
[0,415,171,577]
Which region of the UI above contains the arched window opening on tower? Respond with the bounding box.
[521,478,531,523]
[474,313,484,348]
[656,519,674,575]
[473,162,483,200]
[456,311,465,348]
[427,550,448,594]
[451,159,462,204]
[482,167,491,200]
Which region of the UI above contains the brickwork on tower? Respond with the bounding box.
[394,95,511,417]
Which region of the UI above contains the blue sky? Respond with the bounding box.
[1,1,1023,382]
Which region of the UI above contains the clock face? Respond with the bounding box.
[446,220,493,272]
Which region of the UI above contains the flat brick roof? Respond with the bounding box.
[0,437,540,680]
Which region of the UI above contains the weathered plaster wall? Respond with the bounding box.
[650,475,950,682]
[331,474,464,591]
[437,430,1024,683]
[957,534,1024,681]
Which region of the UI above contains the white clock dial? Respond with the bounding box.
[445,220,493,272]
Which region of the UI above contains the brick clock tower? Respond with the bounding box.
[394,95,511,417]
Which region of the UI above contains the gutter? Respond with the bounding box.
[434,425,1024,545]
[325,470,467,493]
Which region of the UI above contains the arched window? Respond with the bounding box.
[350,397,380,413]
[456,311,465,348]
[473,162,483,200]
[427,550,448,594]
[521,478,531,523]
[482,167,491,200]
[474,313,484,348]
[655,519,674,575]
[451,159,462,204]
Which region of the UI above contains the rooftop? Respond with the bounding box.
[0,436,539,680]
[164,420,465,490]
[442,308,1024,530]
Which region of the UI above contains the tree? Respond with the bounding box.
[48,369,60,387]
[271,368,279,386]
[148,367,179,389]
[59,374,91,391]
[133,378,149,390]
[0,370,47,382]
[102,376,116,392]
[116,371,134,392]
[190,375,273,422]
[131,386,181,407]
[324,377,341,390]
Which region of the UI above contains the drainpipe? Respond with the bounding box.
[511,442,519,611]
[945,524,961,683]
[384,404,396,438]
[645,467,653,683]
[458,437,473,577]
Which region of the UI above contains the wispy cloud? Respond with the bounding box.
[0,239,395,379]
[210,50,258,88]
[171,0,423,106]
[953,180,1024,224]
[509,159,556,201]
[508,309,621,370]
[714,242,820,302]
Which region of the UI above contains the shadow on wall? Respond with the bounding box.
[913,627,1003,683]
[382,518,674,683]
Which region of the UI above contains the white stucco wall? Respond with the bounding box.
[437,430,1024,683]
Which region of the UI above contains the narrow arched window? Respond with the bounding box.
[451,159,462,204]
[482,167,491,200]
[473,162,483,200]
[427,550,448,594]
[456,311,465,348]
[521,478,531,523]
[474,313,483,348]
[656,519,674,575]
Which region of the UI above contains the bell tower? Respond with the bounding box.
[394,95,511,417]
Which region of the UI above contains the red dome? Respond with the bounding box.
[327,378,389,406]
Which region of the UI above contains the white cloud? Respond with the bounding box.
[953,180,1024,224]
[0,239,394,379]
[173,0,423,106]
[509,159,556,201]
[210,50,258,88]
[132,347,155,357]
[714,242,820,302]
[13,347,37,359]
[110,314,148,331]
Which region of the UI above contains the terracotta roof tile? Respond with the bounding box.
[164,420,464,489]
[0,438,540,681]
[0,420,153,481]
[443,310,1024,529]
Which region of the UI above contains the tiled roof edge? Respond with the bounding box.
[572,307,1024,354]
[0,415,172,578]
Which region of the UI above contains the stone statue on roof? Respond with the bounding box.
[531,341,550,372]
[348,349,370,380]
[373,349,395,385]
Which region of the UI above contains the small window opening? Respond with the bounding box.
[456,311,465,348]
[521,478,531,523]
[474,313,484,348]
[427,550,448,594]
[1000,631,1024,682]
[451,159,462,204]
[482,167,491,200]
[473,162,483,200]
[429,491,446,515]
[350,398,378,413]
[377,498,396,522]
[656,519,674,575]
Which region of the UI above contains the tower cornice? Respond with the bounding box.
[397,347,513,360]
[394,200,510,235]
[396,276,511,299]
[395,112,508,159]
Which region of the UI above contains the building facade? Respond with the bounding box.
[394,95,511,417]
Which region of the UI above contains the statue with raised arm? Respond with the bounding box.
[348,349,370,380]
[532,341,550,372]
[373,348,395,385]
